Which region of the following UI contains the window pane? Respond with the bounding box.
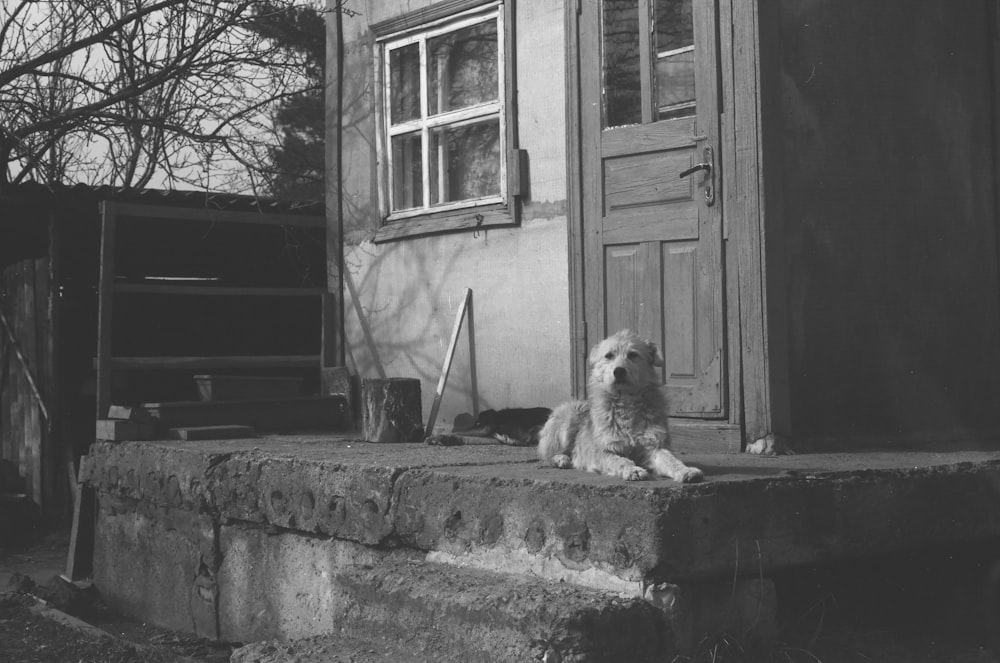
[429,119,500,205]
[603,0,642,128]
[391,132,423,211]
[427,21,498,116]
[389,43,420,125]
[655,0,695,119]
[656,0,692,51]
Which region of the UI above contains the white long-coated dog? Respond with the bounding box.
[538,330,704,483]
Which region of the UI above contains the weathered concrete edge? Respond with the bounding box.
[81,441,671,586]
[82,442,1000,585]
[661,461,1000,580]
[333,558,668,663]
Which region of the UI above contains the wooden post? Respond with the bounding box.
[322,0,346,371]
[362,378,422,443]
[64,461,94,581]
[96,202,116,419]
[466,290,479,418]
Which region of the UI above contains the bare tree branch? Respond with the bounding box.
[0,0,332,192]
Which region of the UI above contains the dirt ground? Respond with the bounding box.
[0,592,232,663]
[1,527,999,663]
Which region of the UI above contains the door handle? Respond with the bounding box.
[678,145,715,206]
[679,163,711,179]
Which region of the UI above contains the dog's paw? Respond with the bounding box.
[678,466,704,483]
[622,466,649,481]
[551,454,572,469]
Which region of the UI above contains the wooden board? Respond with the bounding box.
[64,464,94,581]
[95,419,156,441]
[168,425,257,441]
[142,395,348,432]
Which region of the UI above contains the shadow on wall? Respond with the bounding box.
[330,34,478,420]
[343,238,479,416]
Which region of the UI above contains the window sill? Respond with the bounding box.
[373,204,517,243]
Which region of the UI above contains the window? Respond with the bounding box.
[374,1,519,241]
[603,0,695,128]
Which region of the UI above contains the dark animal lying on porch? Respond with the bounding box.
[428,407,552,446]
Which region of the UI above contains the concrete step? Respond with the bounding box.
[330,558,666,663]
[230,631,446,663]
[81,436,1000,658]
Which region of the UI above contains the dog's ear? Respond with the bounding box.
[588,341,605,366]
[646,340,665,367]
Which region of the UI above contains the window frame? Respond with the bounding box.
[372,0,520,242]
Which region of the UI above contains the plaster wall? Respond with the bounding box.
[332,0,571,427]
[771,0,1000,444]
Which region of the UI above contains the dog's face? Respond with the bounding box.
[588,330,664,391]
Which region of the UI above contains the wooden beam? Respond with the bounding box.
[371,0,497,37]
[731,0,791,449]
[113,283,325,297]
[96,202,116,419]
[101,201,324,228]
[639,0,653,124]
[142,395,346,432]
[565,0,587,398]
[580,0,605,362]
[719,0,743,436]
[103,355,320,371]
[45,210,63,518]
[466,290,479,418]
[21,259,42,507]
[373,206,515,243]
[64,462,94,582]
[324,0,346,369]
[425,288,473,437]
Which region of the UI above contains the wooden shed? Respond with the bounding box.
[0,184,326,518]
[326,0,1000,452]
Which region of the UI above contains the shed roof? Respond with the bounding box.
[0,182,325,269]
[0,181,324,216]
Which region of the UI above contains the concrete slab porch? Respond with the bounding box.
[80,435,1000,660]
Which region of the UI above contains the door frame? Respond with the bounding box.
[564,0,788,451]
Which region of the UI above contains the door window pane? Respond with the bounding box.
[430,119,501,205]
[655,0,695,119]
[656,0,693,51]
[428,22,498,116]
[603,0,642,128]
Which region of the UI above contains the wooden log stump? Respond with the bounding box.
[362,378,423,443]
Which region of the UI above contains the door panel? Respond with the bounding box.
[606,243,661,337]
[603,152,695,213]
[582,0,724,418]
[663,243,697,379]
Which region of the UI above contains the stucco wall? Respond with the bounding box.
[331,0,571,427]
[771,0,1000,444]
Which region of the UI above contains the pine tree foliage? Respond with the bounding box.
[250,2,326,201]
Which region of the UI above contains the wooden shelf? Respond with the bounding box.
[95,201,327,419]
[113,283,325,297]
[103,355,320,371]
[142,395,347,432]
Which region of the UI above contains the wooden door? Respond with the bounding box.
[581,0,724,417]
